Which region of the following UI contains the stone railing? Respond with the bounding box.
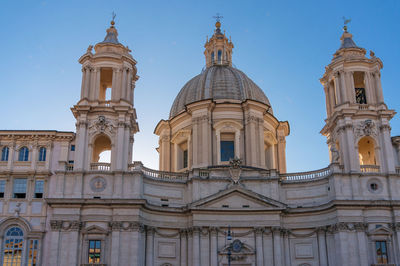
[99,100,111,107]
[360,165,380,173]
[65,163,74,171]
[90,162,111,171]
[129,162,188,182]
[281,167,332,182]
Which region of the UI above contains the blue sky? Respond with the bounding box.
[0,1,399,172]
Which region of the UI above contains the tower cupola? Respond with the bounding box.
[204,21,234,67]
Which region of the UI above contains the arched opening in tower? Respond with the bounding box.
[92,134,112,163]
[99,67,113,102]
[358,136,377,166]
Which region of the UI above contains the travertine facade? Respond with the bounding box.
[1,20,400,266]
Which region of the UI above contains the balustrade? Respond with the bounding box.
[90,162,111,171]
[360,165,380,173]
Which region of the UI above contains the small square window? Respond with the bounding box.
[70,145,75,151]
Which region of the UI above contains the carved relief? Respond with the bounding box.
[354,119,377,139]
[88,116,116,136]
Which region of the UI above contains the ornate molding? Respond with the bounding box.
[88,116,116,136]
[50,220,84,231]
[108,221,144,232]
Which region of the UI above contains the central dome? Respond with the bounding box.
[169,65,272,118]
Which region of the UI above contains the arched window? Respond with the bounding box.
[211,52,215,64]
[218,50,222,63]
[1,147,9,161]
[3,227,24,266]
[18,147,29,162]
[38,147,46,162]
[92,135,112,163]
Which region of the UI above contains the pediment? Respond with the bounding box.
[368,226,392,236]
[190,186,286,211]
[82,225,108,234]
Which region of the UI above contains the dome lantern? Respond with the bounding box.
[204,20,234,67]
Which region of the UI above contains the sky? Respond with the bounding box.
[0,0,399,172]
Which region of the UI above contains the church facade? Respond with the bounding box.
[0,19,400,266]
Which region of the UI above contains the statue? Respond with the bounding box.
[330,146,340,163]
[87,45,93,53]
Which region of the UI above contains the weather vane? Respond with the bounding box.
[213,13,223,22]
[342,16,351,31]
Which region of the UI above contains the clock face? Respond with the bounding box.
[232,239,243,253]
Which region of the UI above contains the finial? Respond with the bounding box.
[213,13,223,28]
[111,11,116,26]
[370,50,375,58]
[342,16,351,32]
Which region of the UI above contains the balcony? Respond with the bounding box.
[360,165,380,173]
[90,163,111,171]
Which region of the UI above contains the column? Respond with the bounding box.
[121,67,127,101]
[272,227,283,266]
[115,121,125,171]
[192,227,200,266]
[80,67,86,99]
[324,85,331,117]
[317,228,328,266]
[365,72,375,104]
[255,228,264,266]
[146,227,154,266]
[258,119,265,167]
[355,224,368,266]
[328,81,336,110]
[31,144,38,170]
[89,67,97,100]
[74,121,87,171]
[374,71,384,103]
[210,227,218,266]
[283,230,291,266]
[381,124,396,173]
[339,71,348,103]
[110,223,121,266]
[84,67,91,99]
[111,68,118,101]
[333,74,342,104]
[347,71,356,103]
[201,116,210,166]
[7,142,15,171]
[192,119,199,167]
[200,228,210,266]
[180,229,188,266]
[344,124,358,172]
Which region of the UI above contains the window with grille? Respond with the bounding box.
[13,179,27,198]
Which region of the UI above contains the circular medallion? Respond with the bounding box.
[90,176,107,192]
[232,239,243,253]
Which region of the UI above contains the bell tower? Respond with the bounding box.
[71,19,139,171]
[320,25,396,173]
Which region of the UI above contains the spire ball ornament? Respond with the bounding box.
[342,16,351,32]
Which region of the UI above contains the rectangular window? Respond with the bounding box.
[70,145,75,151]
[221,141,235,161]
[88,240,101,263]
[183,150,188,168]
[34,180,44,198]
[0,180,5,198]
[28,239,39,266]
[13,179,27,198]
[376,241,388,264]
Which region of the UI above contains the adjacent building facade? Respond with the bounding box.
[1,19,400,266]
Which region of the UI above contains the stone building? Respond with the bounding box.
[0,19,400,266]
